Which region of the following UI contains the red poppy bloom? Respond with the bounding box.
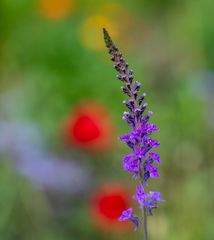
[62,101,114,152]
[90,183,132,232]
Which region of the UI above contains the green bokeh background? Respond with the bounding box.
[0,0,214,239]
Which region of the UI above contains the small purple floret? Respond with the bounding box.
[133,185,149,205]
[150,152,161,164]
[123,154,139,175]
[133,186,164,214]
[149,191,165,202]
[119,208,139,230]
[118,208,133,221]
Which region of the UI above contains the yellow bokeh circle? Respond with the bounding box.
[81,15,118,51]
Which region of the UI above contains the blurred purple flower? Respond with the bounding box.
[0,122,91,195]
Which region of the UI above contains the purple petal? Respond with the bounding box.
[147,164,160,178]
[133,185,149,204]
[118,208,133,221]
[149,191,164,202]
[142,123,159,135]
[147,138,160,148]
[150,152,161,164]
[130,215,139,230]
[123,154,139,174]
[120,133,138,149]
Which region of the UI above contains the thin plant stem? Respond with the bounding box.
[142,207,148,240]
[138,158,148,239]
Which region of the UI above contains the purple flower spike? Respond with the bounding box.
[103,28,164,236]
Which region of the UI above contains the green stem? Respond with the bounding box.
[142,207,148,240]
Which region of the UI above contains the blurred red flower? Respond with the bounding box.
[62,101,114,152]
[90,183,132,232]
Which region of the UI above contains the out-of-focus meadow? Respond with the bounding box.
[0,0,214,239]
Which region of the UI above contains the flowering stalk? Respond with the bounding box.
[103,29,164,239]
